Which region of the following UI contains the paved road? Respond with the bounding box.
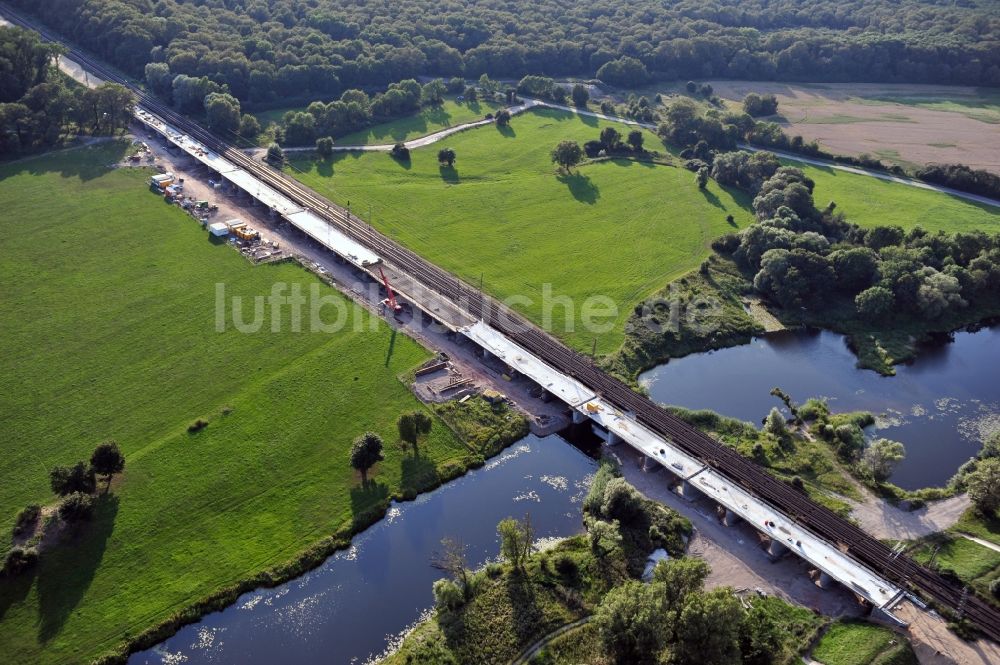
[959,533,1000,554]
[266,99,545,154]
[284,91,1000,210]
[536,99,1000,209]
[738,144,1000,209]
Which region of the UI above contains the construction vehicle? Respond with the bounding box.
[234,226,260,241]
[378,266,404,316]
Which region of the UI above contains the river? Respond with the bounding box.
[639,326,1000,490]
[130,433,597,665]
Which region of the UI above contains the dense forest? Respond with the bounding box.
[10,0,1000,109]
[710,156,1000,330]
[0,26,135,152]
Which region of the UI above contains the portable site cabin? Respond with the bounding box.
[224,219,244,231]
[208,222,230,237]
[150,172,174,189]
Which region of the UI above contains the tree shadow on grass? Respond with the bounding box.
[496,124,516,138]
[400,454,439,498]
[0,566,37,622]
[316,157,334,177]
[557,171,600,204]
[349,480,390,531]
[506,572,542,644]
[424,105,450,127]
[390,154,413,170]
[3,140,131,182]
[37,494,119,643]
[439,165,459,184]
[699,186,724,209]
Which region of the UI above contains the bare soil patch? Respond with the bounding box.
[705,81,1000,173]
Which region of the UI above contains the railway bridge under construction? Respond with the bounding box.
[8,5,1000,643]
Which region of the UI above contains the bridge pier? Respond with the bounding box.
[606,431,623,447]
[641,454,660,473]
[722,508,740,527]
[816,571,834,589]
[678,479,700,501]
[571,410,586,424]
[767,539,788,559]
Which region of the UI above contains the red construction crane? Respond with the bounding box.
[378,265,402,313]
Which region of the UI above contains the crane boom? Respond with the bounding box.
[377,266,401,312]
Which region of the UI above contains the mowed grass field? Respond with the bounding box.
[789,160,1000,234]
[255,97,499,146]
[336,97,500,145]
[290,108,754,354]
[0,143,471,663]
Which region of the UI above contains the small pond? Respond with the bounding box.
[639,326,1000,490]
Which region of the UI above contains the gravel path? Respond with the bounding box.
[850,493,971,542]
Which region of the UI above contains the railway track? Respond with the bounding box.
[10,7,999,641]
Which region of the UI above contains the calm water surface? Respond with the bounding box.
[639,326,1000,490]
[131,434,596,665]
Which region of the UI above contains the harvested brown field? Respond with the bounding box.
[704,81,1000,174]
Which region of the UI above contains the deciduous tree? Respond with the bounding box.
[861,438,906,482]
[437,147,456,166]
[497,514,533,571]
[315,135,334,157]
[626,129,644,152]
[551,139,582,172]
[350,432,384,484]
[967,458,1000,515]
[90,441,125,492]
[50,462,96,496]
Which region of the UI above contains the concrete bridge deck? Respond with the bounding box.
[135,108,380,269]
[459,322,903,612]
[139,85,904,621]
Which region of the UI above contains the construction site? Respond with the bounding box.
[114,84,1000,648]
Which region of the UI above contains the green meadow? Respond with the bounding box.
[0,142,471,663]
[290,108,754,354]
[255,97,500,146]
[289,105,999,355]
[790,160,1000,234]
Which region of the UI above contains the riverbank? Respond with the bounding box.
[639,320,1000,492]
[382,463,896,665]
[608,254,1000,381]
[131,431,597,665]
[96,396,529,665]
